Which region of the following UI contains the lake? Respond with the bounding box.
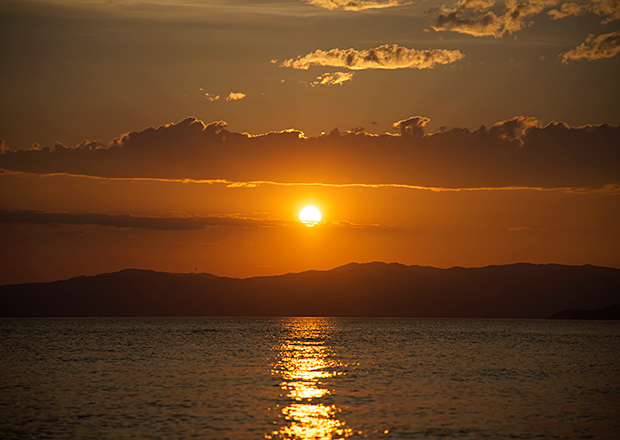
[1,318,618,439]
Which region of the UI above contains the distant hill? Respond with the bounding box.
[548,304,620,320]
[0,263,619,318]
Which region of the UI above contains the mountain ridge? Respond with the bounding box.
[1,262,618,318]
[3,261,609,287]
[549,304,620,320]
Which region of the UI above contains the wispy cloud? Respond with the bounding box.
[560,31,620,62]
[225,92,247,101]
[310,71,355,86]
[304,0,409,10]
[548,0,620,24]
[201,90,245,102]
[281,44,464,70]
[0,210,277,230]
[504,0,558,33]
[204,92,220,101]
[431,0,504,37]
[431,0,558,37]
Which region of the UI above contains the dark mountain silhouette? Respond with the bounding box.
[0,263,618,318]
[548,304,620,320]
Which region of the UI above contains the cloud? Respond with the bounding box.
[547,1,589,19]
[202,91,246,102]
[508,226,535,231]
[432,0,504,37]
[548,0,620,24]
[0,210,276,230]
[431,0,558,37]
[503,0,558,32]
[245,128,307,140]
[5,169,620,195]
[304,0,409,10]
[392,116,431,137]
[281,44,464,70]
[225,92,247,101]
[1,116,619,190]
[560,31,620,62]
[431,0,619,60]
[310,71,355,86]
[204,92,220,101]
[0,209,384,231]
[489,115,541,142]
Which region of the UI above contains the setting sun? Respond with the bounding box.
[299,206,322,227]
[1,0,619,439]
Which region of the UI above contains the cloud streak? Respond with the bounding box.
[304,0,409,11]
[0,210,276,230]
[310,71,355,86]
[5,169,619,194]
[281,44,464,70]
[560,31,620,62]
[204,92,220,101]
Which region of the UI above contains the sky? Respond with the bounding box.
[0,0,619,284]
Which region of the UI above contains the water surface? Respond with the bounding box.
[1,318,618,439]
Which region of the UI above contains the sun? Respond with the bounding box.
[299,206,322,227]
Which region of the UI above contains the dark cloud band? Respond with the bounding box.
[1,116,619,190]
[0,210,271,230]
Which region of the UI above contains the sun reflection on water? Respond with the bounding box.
[266,318,354,440]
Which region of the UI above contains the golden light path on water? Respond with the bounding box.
[266,319,354,440]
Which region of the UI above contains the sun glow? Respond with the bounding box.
[299,206,322,227]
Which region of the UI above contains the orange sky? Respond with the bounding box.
[1,132,619,284]
[0,0,619,284]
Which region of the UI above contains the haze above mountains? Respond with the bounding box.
[1,262,618,318]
